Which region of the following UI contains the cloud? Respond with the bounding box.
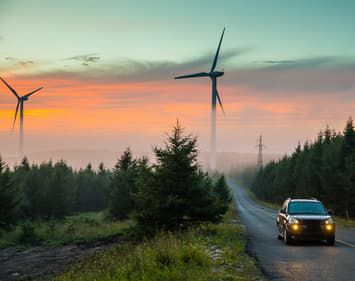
[8,52,355,98]
[17,47,247,83]
[221,56,355,96]
[5,57,16,61]
[17,60,35,67]
[260,56,336,70]
[65,53,101,66]
[4,57,36,67]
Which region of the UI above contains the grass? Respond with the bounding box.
[333,217,355,229]
[0,212,134,248]
[244,188,281,211]
[49,204,265,281]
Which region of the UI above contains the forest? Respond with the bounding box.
[0,123,231,242]
[250,117,355,219]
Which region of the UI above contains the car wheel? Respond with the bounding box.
[326,236,335,246]
[283,229,292,245]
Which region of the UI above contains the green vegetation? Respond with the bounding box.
[134,123,232,231]
[0,122,231,246]
[50,204,265,281]
[250,117,355,219]
[333,217,355,229]
[0,157,19,230]
[9,157,110,221]
[109,149,149,220]
[0,212,133,248]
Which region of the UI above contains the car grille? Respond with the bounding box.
[299,219,324,232]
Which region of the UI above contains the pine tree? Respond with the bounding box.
[135,122,229,230]
[341,117,355,217]
[109,148,137,220]
[213,174,232,216]
[0,157,19,230]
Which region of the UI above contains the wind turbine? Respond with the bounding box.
[174,28,226,171]
[0,77,43,158]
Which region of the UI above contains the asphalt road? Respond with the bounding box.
[227,179,355,281]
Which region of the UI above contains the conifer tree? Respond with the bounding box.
[109,148,138,220]
[0,157,19,230]
[135,122,230,230]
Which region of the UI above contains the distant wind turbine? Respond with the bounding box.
[174,28,226,171]
[0,77,43,158]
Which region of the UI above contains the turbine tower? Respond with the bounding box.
[175,28,226,171]
[0,77,43,158]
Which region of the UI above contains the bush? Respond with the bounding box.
[18,221,38,244]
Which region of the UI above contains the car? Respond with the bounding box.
[276,198,335,245]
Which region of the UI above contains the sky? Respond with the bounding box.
[0,0,355,159]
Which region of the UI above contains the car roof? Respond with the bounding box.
[289,199,320,203]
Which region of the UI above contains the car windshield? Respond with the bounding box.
[288,201,327,215]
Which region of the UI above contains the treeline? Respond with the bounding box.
[251,117,355,219]
[1,158,110,224]
[1,123,231,232]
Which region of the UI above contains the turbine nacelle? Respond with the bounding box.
[209,71,224,78]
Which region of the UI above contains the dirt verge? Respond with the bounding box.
[0,235,126,281]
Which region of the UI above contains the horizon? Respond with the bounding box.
[1,0,355,160]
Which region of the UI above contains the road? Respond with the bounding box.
[227,179,355,281]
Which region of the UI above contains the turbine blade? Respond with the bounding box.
[12,101,20,132]
[216,89,225,116]
[0,77,19,98]
[174,72,209,79]
[210,28,225,72]
[24,87,43,98]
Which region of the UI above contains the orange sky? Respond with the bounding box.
[1,72,354,160]
[1,0,355,165]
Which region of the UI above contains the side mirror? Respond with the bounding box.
[328,210,334,215]
[279,209,286,214]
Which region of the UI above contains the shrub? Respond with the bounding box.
[18,221,38,244]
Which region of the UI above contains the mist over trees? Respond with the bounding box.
[251,117,355,219]
[0,123,231,232]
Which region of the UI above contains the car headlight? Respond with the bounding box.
[288,217,299,224]
[325,218,334,224]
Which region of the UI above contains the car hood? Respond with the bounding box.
[290,215,330,220]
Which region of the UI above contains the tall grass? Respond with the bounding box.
[0,212,133,248]
[51,205,265,281]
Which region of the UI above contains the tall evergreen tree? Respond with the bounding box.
[341,117,355,217]
[135,122,230,230]
[213,174,232,216]
[109,148,138,220]
[0,157,19,230]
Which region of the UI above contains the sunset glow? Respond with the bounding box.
[1,0,355,161]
